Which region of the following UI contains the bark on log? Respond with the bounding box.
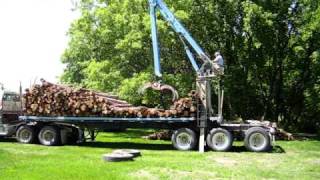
[23,79,198,118]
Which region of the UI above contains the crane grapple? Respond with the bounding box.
[140,82,179,102]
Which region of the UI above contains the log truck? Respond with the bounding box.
[0,0,277,152]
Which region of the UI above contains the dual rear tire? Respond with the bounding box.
[171,128,233,151]
[205,127,271,152]
[206,128,233,151]
[38,126,61,146]
[16,125,60,146]
[16,125,37,144]
[244,127,271,152]
[171,128,197,151]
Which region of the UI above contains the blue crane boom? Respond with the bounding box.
[148,1,221,153]
[149,0,211,77]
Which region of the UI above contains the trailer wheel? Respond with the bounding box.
[16,125,36,144]
[171,128,197,151]
[38,126,61,146]
[206,128,233,151]
[244,127,271,152]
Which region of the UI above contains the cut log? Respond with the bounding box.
[23,79,198,118]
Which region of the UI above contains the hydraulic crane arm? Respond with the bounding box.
[149,0,211,77]
[147,0,223,153]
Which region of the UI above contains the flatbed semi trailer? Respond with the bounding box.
[15,115,276,152]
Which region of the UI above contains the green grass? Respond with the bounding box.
[0,129,319,180]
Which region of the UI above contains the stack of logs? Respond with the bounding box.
[23,79,197,118]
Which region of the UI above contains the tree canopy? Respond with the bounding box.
[61,0,320,133]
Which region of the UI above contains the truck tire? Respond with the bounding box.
[102,153,134,162]
[16,125,36,144]
[206,128,233,151]
[38,126,61,146]
[171,128,197,151]
[244,127,271,152]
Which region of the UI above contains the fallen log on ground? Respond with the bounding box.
[143,130,172,140]
[276,129,294,140]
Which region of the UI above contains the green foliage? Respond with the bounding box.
[61,0,320,133]
[83,60,123,92]
[117,72,153,106]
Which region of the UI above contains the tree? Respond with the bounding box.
[61,0,320,133]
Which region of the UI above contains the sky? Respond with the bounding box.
[0,0,79,92]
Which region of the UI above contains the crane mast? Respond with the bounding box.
[148,0,224,152]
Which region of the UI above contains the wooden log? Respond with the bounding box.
[23,79,198,118]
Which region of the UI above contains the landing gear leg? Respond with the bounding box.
[77,128,84,143]
[196,77,212,153]
[199,128,205,153]
[90,130,95,141]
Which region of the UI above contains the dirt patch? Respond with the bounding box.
[2,147,50,156]
[158,168,216,179]
[214,157,238,167]
[131,170,159,180]
[311,159,320,165]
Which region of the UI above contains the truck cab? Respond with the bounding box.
[0,91,22,136]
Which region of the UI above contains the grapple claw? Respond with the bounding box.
[139,82,179,102]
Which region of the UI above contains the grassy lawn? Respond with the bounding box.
[0,129,319,180]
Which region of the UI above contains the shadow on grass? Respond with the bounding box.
[80,141,285,153]
[272,145,286,153]
[229,145,285,153]
[80,141,174,150]
[295,136,320,141]
[313,136,320,141]
[0,137,16,143]
[98,129,159,139]
[1,137,286,153]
